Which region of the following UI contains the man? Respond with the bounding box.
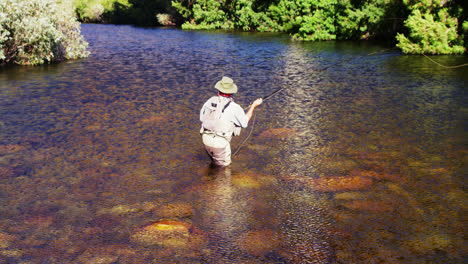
[200,76,263,166]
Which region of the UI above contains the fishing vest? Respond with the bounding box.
[201,96,236,141]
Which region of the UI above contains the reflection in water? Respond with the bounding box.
[0,24,466,263]
[199,166,248,262]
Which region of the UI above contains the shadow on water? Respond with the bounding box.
[0,24,466,263]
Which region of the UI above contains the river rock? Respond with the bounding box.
[131,220,206,249]
[232,173,275,189]
[139,114,169,124]
[350,169,400,182]
[403,233,453,255]
[340,200,395,213]
[283,175,374,192]
[76,245,139,264]
[236,229,281,256]
[0,166,15,179]
[0,144,25,155]
[334,192,366,200]
[157,202,194,218]
[0,232,16,248]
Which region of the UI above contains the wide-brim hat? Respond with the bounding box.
[215,76,238,94]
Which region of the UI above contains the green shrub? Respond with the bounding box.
[74,0,131,22]
[396,0,465,54]
[0,0,89,65]
[292,0,337,41]
[179,0,231,30]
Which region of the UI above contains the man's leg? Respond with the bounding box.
[202,134,231,167]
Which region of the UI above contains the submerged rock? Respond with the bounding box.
[231,172,276,189]
[236,229,281,256]
[350,169,400,182]
[334,192,366,200]
[0,232,16,248]
[131,220,206,249]
[0,144,25,155]
[76,245,139,264]
[98,201,194,218]
[284,175,374,192]
[0,166,15,179]
[403,233,454,255]
[139,114,169,125]
[340,200,395,213]
[157,202,194,218]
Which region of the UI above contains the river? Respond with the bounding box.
[0,24,466,263]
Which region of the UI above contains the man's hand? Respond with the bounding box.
[246,98,263,122]
[251,98,263,108]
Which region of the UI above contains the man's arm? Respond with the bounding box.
[245,98,263,122]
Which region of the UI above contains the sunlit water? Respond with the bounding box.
[0,24,467,263]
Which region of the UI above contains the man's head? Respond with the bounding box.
[215,76,238,94]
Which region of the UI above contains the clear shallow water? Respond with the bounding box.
[0,24,466,263]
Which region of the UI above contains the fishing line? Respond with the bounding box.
[422,54,468,68]
[316,47,397,72]
[232,82,286,156]
[232,112,256,156]
[232,48,397,156]
[230,48,467,156]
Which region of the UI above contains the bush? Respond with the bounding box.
[171,0,466,54]
[74,0,131,22]
[396,0,465,54]
[156,13,175,26]
[0,0,89,65]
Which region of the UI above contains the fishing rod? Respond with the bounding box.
[232,84,287,156]
[233,48,468,156]
[233,48,398,156]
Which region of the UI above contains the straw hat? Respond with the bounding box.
[215,76,238,94]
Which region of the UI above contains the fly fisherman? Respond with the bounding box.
[200,76,263,167]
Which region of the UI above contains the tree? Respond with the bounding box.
[396,0,465,54]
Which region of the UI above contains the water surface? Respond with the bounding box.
[0,24,466,263]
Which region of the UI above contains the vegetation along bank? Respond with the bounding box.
[1,0,467,66]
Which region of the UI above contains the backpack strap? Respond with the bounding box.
[222,100,231,113]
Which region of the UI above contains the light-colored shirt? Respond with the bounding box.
[200,96,248,140]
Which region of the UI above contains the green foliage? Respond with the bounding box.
[74,0,130,22]
[171,0,192,20]
[337,0,387,40]
[75,0,174,26]
[291,0,337,41]
[233,0,272,31]
[0,0,89,65]
[184,0,231,30]
[171,0,466,54]
[70,0,467,54]
[396,2,465,54]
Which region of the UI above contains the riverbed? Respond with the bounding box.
[0,24,466,263]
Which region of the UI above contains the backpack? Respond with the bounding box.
[201,96,235,139]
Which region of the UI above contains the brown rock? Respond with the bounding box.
[340,200,395,213]
[0,166,14,179]
[350,169,400,182]
[0,144,25,155]
[236,229,281,256]
[131,220,206,249]
[307,176,373,192]
[157,202,194,218]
